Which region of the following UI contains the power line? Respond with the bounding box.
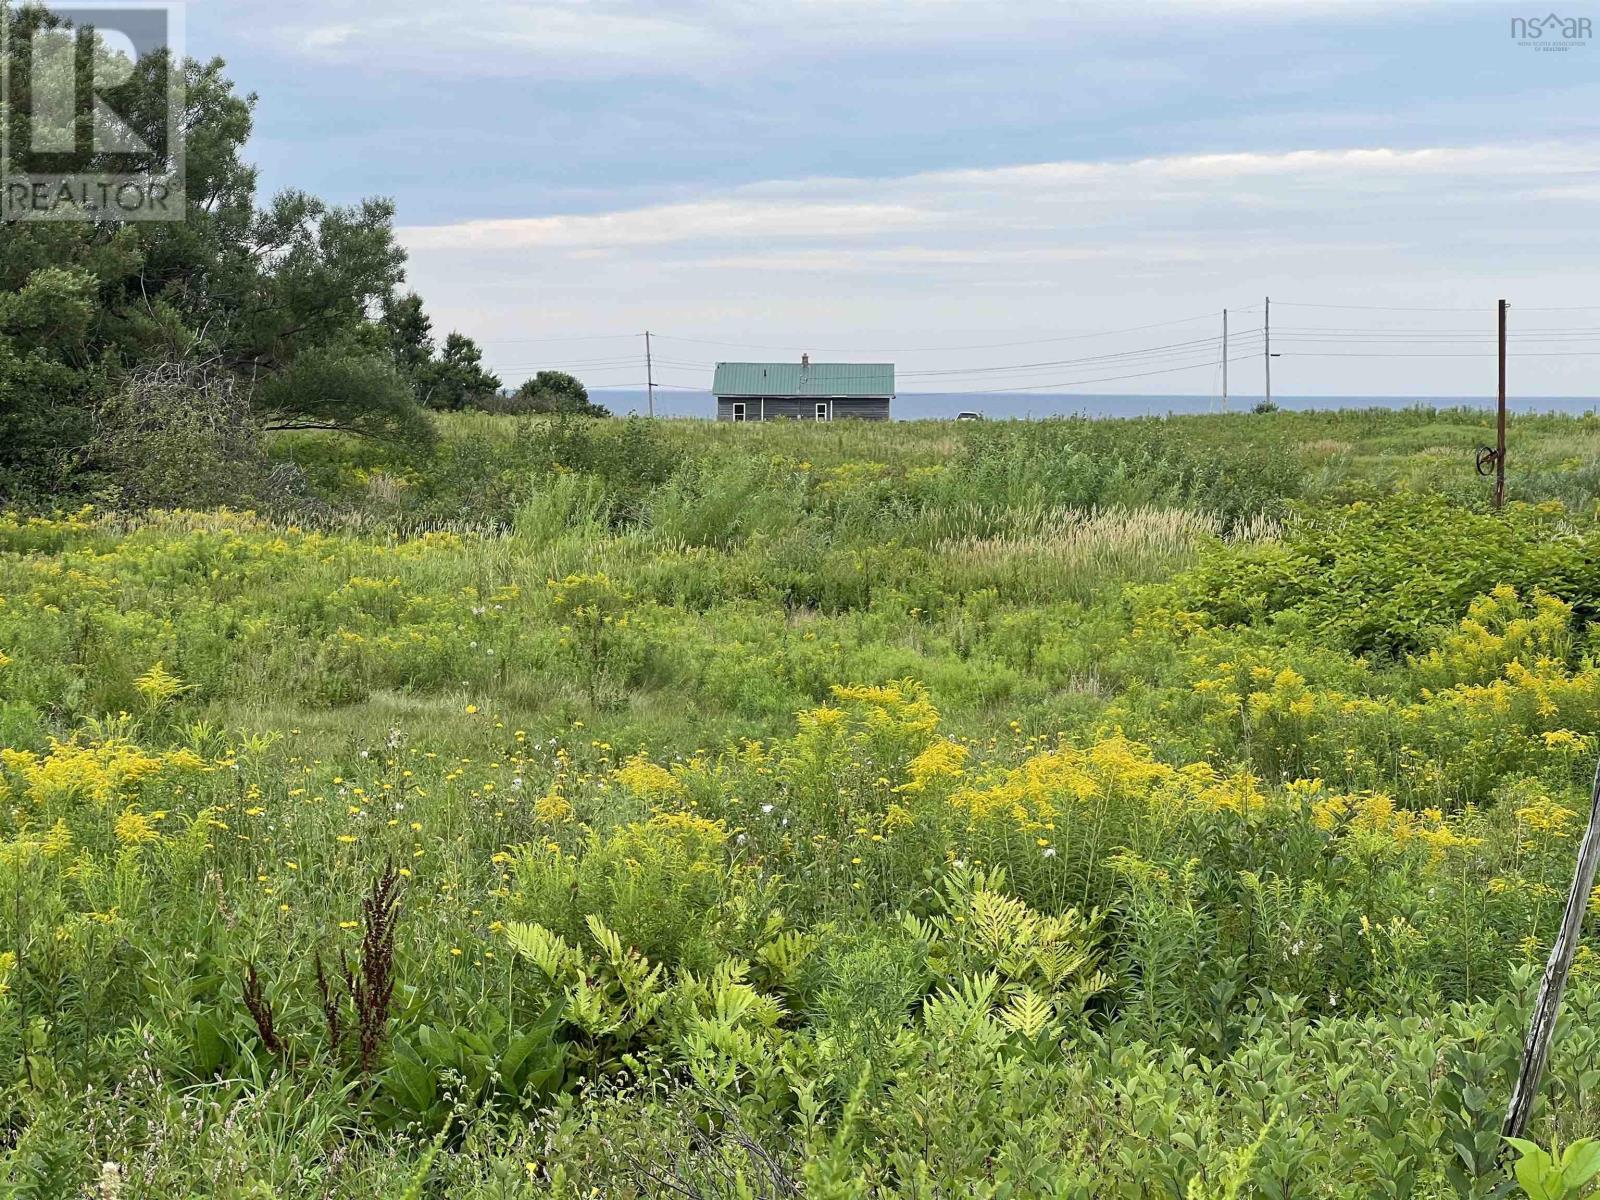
[650,309,1260,356]
[949,352,1265,394]
[481,299,1600,400]
[897,333,1257,378]
[1272,300,1487,313]
[1271,333,1600,346]
[1272,323,1600,334]
[628,342,1269,392]
[594,355,1260,395]
[592,380,702,391]
[1279,350,1600,359]
[643,334,1264,386]
[479,333,642,345]
[1272,330,1600,340]
[491,357,646,371]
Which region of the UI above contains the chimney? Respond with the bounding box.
[801,353,810,369]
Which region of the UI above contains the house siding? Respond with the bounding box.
[717,396,891,422]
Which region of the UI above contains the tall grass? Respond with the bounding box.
[934,506,1276,602]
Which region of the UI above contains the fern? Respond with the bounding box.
[998,987,1055,1040]
[922,971,1001,1043]
[585,913,626,964]
[757,928,821,986]
[503,921,579,983]
[906,864,1112,1029]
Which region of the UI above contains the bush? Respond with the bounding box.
[510,811,749,971]
[1171,494,1600,656]
[90,362,269,509]
[497,370,611,417]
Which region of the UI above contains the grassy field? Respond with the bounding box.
[4,407,1600,1197]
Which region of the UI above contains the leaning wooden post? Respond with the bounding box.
[1503,750,1600,1140]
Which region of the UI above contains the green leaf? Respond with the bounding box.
[1508,1137,1559,1200]
[1559,1139,1600,1190]
[382,1044,437,1112]
[189,1014,229,1078]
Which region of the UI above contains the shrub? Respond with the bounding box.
[1171,494,1600,656]
[501,370,611,417]
[90,363,269,509]
[510,812,749,971]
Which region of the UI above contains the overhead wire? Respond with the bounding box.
[479,300,1597,398]
[649,309,1257,356]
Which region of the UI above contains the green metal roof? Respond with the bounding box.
[712,361,894,398]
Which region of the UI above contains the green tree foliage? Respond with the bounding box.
[383,292,436,379]
[512,370,611,417]
[0,263,116,497]
[381,295,501,411]
[423,333,502,412]
[0,4,470,499]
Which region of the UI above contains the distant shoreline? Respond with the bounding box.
[592,390,1600,421]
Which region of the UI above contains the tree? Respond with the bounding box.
[0,264,113,497]
[512,371,611,417]
[381,295,500,412]
[421,333,502,411]
[384,292,435,378]
[0,5,463,498]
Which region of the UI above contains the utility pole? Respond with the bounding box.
[1264,296,1271,407]
[645,330,656,418]
[1496,299,1507,509]
[1222,308,1229,412]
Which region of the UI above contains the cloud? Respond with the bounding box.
[195,0,1600,399]
[400,199,938,251]
[285,1,728,75]
[691,239,1409,274]
[267,0,1448,77]
[394,138,1600,398]
[399,141,1595,256]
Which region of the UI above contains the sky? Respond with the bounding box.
[183,0,1600,398]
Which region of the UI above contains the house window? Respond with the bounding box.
[731,402,746,423]
[815,402,829,421]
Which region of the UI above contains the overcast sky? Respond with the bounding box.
[189,1,1600,397]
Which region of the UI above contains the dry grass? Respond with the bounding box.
[934,506,1277,601]
[1300,439,1353,456]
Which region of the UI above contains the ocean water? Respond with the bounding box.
[597,391,1600,421]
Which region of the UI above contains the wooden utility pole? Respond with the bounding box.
[645,330,656,418]
[1222,309,1229,412]
[1504,751,1600,1140]
[1264,297,1271,407]
[1495,300,1507,508]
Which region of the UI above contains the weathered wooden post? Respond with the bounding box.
[1502,750,1600,1140]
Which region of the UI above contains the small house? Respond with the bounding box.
[713,355,894,422]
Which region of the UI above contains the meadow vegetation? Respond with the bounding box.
[3,406,1600,1197]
